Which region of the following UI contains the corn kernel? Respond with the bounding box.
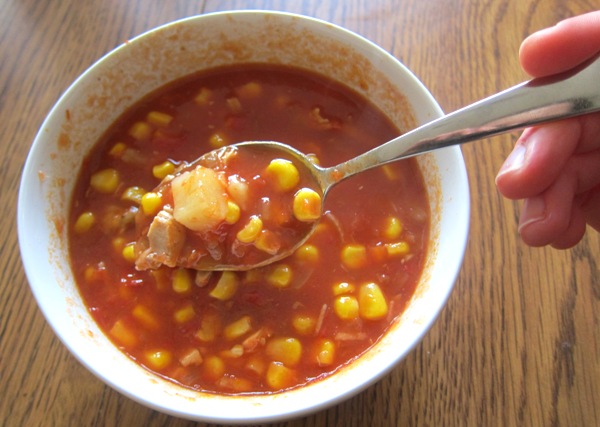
[210,271,239,300]
[306,153,320,166]
[254,229,281,255]
[194,87,211,105]
[266,362,296,390]
[195,313,221,342]
[141,192,162,216]
[132,304,159,330]
[292,314,316,335]
[209,132,227,148]
[224,315,252,340]
[226,97,243,113]
[147,111,173,127]
[359,282,389,320]
[179,349,203,367]
[90,168,120,194]
[152,160,175,180]
[245,355,267,376]
[225,200,241,224]
[341,244,368,269]
[129,121,152,140]
[334,295,359,320]
[145,350,172,370]
[266,264,293,288]
[332,281,355,296]
[244,268,263,283]
[172,268,192,294]
[74,211,95,234]
[109,319,137,347]
[121,186,146,204]
[237,81,262,98]
[383,216,403,239]
[315,339,335,367]
[109,142,127,157]
[381,164,399,180]
[266,159,300,192]
[217,375,254,392]
[173,304,196,324]
[236,215,263,243]
[385,241,411,257]
[121,243,136,263]
[265,337,302,366]
[294,244,319,263]
[292,188,322,222]
[203,355,225,381]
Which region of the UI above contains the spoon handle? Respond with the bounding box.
[327,54,600,185]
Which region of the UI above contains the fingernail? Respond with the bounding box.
[518,196,546,232]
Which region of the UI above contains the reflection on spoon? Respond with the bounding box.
[135,54,600,271]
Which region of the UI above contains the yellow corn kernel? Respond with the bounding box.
[209,132,227,148]
[195,313,221,342]
[147,111,173,127]
[121,243,136,263]
[226,97,243,113]
[203,355,225,381]
[141,191,162,216]
[224,315,252,341]
[385,241,411,257]
[90,168,120,194]
[306,153,321,166]
[245,355,267,376]
[172,268,192,294]
[383,216,403,239]
[292,314,316,335]
[217,374,254,392]
[74,211,95,234]
[145,350,172,370]
[225,200,241,224]
[152,160,175,180]
[265,337,302,366]
[381,164,399,181]
[173,304,196,324]
[332,281,355,296]
[341,244,368,269]
[237,81,262,98]
[236,215,263,243]
[109,319,137,347]
[266,159,300,192]
[121,186,146,204]
[128,121,152,140]
[266,264,292,288]
[294,244,319,263]
[194,87,212,105]
[266,362,296,390]
[254,229,281,255]
[334,295,359,320]
[243,268,263,284]
[109,142,127,157]
[292,188,322,222]
[210,271,239,300]
[132,304,159,330]
[359,282,389,320]
[315,339,335,367]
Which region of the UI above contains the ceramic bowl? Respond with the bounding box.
[18,11,469,423]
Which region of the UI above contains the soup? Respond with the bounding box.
[68,64,430,394]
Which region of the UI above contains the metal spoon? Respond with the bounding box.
[142,54,600,271]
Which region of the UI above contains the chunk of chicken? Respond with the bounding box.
[135,207,185,270]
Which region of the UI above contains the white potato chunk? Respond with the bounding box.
[171,165,228,232]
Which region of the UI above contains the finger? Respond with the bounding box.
[549,204,587,249]
[581,185,600,233]
[517,170,577,247]
[520,11,600,77]
[496,120,580,199]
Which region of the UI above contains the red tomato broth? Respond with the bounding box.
[69,64,430,394]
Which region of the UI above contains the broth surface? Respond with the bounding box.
[69,64,430,394]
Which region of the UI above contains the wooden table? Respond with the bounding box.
[2,1,598,426]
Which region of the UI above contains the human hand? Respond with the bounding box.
[495,11,600,248]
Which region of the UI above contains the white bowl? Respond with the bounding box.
[18,11,469,424]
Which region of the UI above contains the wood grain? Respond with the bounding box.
[1,0,598,426]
